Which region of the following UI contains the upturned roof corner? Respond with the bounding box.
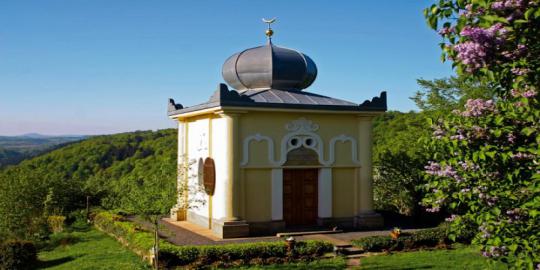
[358,91,387,110]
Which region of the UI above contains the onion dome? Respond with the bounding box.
[221,19,317,91]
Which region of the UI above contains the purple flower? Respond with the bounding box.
[426,207,440,213]
[445,214,458,222]
[462,99,495,117]
[511,89,520,97]
[454,24,509,71]
[425,161,460,180]
[507,133,516,143]
[512,152,534,160]
[511,67,529,75]
[433,126,446,139]
[523,89,537,98]
[438,26,454,36]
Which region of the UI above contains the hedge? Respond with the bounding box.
[352,227,450,252]
[0,240,37,270]
[93,211,333,268]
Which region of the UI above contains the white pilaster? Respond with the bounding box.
[318,168,332,218]
[271,169,283,220]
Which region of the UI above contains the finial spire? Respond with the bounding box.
[262,17,276,43]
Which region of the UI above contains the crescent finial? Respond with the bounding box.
[262,18,276,43]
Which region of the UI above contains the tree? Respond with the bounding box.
[122,157,204,269]
[423,0,539,268]
[372,76,493,217]
[412,76,495,114]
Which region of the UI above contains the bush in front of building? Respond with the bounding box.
[352,226,450,252]
[160,240,332,268]
[0,240,37,270]
[93,211,333,268]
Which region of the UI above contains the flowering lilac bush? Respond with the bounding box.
[424,0,539,268]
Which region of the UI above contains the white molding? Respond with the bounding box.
[241,133,279,166]
[241,118,361,166]
[318,168,332,218]
[271,169,283,220]
[324,134,360,165]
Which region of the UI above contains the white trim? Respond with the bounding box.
[324,135,360,165]
[241,133,279,166]
[271,169,283,220]
[318,168,332,218]
[241,118,361,166]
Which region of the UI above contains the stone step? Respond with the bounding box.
[276,229,343,238]
[342,247,364,255]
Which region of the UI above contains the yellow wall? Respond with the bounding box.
[244,169,272,221]
[332,168,356,217]
[240,111,360,167]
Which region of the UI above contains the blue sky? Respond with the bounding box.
[0,1,452,136]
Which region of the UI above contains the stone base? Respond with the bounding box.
[354,212,384,229]
[249,220,286,236]
[212,219,250,238]
[187,210,209,228]
[317,217,355,229]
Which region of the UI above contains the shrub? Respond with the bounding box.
[352,235,398,252]
[352,227,449,252]
[0,240,37,270]
[93,211,333,268]
[47,215,66,233]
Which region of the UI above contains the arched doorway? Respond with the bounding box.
[283,147,319,226]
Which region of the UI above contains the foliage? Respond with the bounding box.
[47,216,66,234]
[412,77,495,114]
[372,75,495,216]
[38,228,150,270]
[359,244,506,270]
[351,226,449,252]
[0,240,37,270]
[93,211,333,268]
[372,111,430,215]
[423,0,540,268]
[0,129,176,240]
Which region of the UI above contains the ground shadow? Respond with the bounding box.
[36,255,80,269]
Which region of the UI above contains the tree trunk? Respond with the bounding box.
[154,218,159,269]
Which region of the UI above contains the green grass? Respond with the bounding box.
[37,228,150,270]
[360,244,507,270]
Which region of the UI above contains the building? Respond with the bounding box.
[167,21,386,238]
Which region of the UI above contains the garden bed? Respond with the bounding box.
[93,211,333,268]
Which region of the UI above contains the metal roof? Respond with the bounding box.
[168,84,387,116]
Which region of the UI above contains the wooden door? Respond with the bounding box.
[283,169,318,226]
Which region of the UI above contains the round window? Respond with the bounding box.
[290,138,299,146]
[304,138,313,147]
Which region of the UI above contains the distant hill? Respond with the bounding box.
[0,134,88,167]
[0,133,88,168]
[0,129,177,238]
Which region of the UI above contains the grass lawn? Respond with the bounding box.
[360,244,507,270]
[37,228,150,270]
